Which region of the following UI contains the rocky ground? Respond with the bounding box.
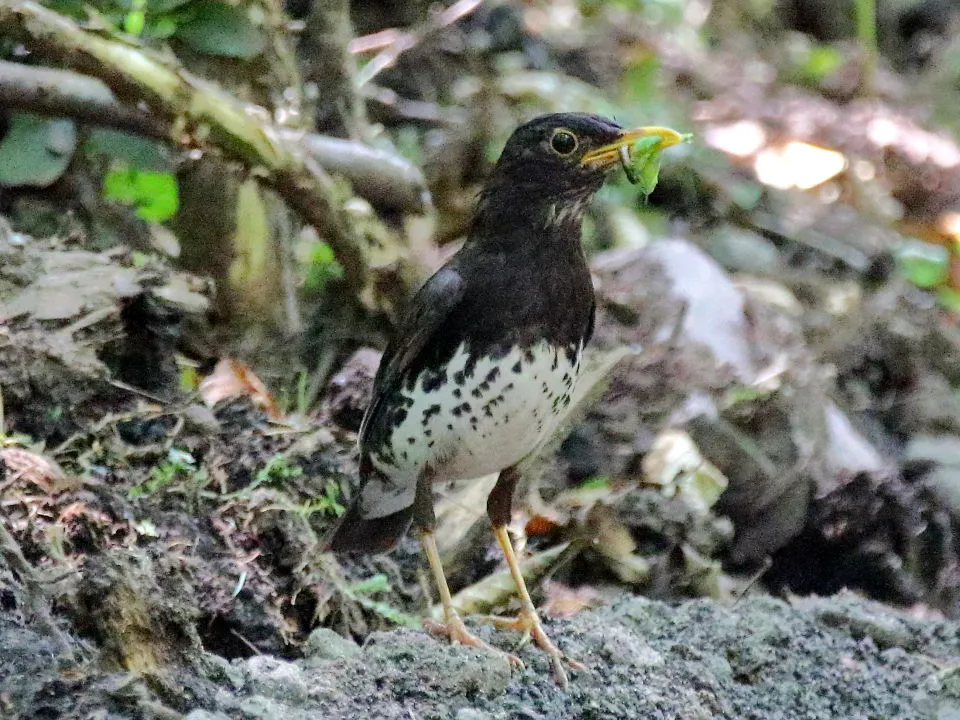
[4,590,958,719]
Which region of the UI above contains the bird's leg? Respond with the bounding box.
[481,466,583,688]
[413,473,521,666]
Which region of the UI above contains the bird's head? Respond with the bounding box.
[476,113,683,232]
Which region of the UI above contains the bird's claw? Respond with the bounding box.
[423,614,524,668]
[478,608,584,688]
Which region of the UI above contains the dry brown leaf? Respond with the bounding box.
[541,580,602,619]
[525,511,564,537]
[199,358,282,419]
[0,447,73,493]
[56,501,112,528]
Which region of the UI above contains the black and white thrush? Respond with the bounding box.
[328,113,683,687]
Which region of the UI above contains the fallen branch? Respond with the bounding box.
[287,131,430,213]
[0,60,166,138]
[0,1,428,304]
[0,59,431,213]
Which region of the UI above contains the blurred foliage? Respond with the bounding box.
[45,0,266,56]
[173,0,265,58]
[303,241,344,292]
[781,40,844,86]
[0,113,76,188]
[228,179,272,297]
[103,166,179,221]
[84,129,174,172]
[896,239,949,290]
[894,239,960,313]
[854,0,877,55]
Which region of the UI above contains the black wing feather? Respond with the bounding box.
[326,266,464,553]
[359,265,464,445]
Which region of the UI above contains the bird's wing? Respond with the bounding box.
[326,266,464,553]
[359,264,465,444]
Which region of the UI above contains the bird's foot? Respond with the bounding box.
[423,613,524,668]
[479,608,585,688]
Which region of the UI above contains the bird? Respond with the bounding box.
[327,113,683,687]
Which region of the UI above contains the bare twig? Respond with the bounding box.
[287,131,430,212]
[365,84,467,127]
[350,0,483,87]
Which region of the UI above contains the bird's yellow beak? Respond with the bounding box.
[581,126,686,170]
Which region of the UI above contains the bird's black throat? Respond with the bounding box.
[470,170,602,252]
[441,184,595,362]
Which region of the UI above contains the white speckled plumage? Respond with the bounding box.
[361,340,580,519]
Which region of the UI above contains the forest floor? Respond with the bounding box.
[2,224,960,719]
[5,2,960,719]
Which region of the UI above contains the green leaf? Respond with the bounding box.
[174,1,264,58]
[579,475,610,490]
[0,113,77,188]
[349,574,391,595]
[42,0,88,19]
[304,241,344,291]
[124,9,145,34]
[895,240,950,289]
[797,45,843,83]
[146,15,179,39]
[103,166,179,221]
[148,0,193,12]
[85,128,174,171]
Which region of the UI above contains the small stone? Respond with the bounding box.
[913,666,960,719]
[244,656,308,703]
[302,627,361,661]
[326,348,381,431]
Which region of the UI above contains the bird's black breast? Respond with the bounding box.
[406,238,593,391]
[360,233,594,462]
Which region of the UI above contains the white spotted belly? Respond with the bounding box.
[370,340,580,483]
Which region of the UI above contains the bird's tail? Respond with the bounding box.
[322,456,414,554]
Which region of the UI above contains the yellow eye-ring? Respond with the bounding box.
[550,129,578,156]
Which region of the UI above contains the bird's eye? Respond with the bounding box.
[550,129,578,156]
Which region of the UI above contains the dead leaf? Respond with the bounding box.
[541,580,602,618]
[199,358,281,419]
[0,447,74,493]
[525,510,565,537]
[586,504,650,585]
